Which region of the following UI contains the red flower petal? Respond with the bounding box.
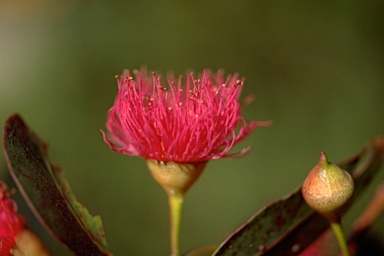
[103,68,269,163]
[0,182,25,255]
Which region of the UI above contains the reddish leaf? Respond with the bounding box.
[213,137,384,255]
[3,114,113,256]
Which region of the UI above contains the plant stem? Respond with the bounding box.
[168,193,184,256]
[330,221,350,256]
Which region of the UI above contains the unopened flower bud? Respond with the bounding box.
[302,152,354,222]
[0,182,50,256]
[13,229,51,256]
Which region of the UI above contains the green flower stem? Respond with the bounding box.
[146,161,206,256]
[168,193,184,256]
[330,221,350,256]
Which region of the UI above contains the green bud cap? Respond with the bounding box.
[302,152,354,222]
[147,160,207,197]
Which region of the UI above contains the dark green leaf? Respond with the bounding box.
[3,114,113,256]
[213,137,384,256]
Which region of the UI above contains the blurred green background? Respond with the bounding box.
[1,1,383,255]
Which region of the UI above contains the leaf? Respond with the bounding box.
[54,167,108,248]
[3,114,113,256]
[213,136,384,256]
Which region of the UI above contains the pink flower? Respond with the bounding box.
[102,68,269,163]
[0,182,25,256]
